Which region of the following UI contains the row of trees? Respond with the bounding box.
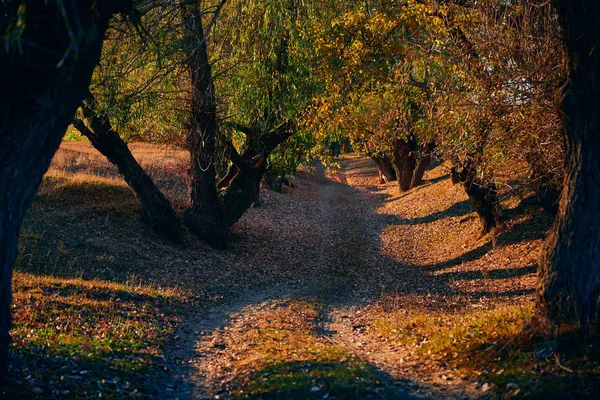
[307,0,563,234]
[0,0,599,375]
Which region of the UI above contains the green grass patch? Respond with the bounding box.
[214,299,399,399]
[240,360,396,399]
[3,272,188,398]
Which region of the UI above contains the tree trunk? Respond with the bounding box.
[182,2,228,249]
[0,0,123,376]
[411,142,435,189]
[537,0,600,330]
[342,139,353,154]
[371,154,397,184]
[451,163,501,234]
[391,137,417,192]
[220,121,294,226]
[73,97,182,240]
[221,159,265,225]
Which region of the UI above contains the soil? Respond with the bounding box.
[19,145,553,399]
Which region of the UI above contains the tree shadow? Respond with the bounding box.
[394,200,471,226]
[383,173,452,202]
[17,153,553,398]
[435,264,537,281]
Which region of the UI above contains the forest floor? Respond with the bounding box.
[2,142,599,399]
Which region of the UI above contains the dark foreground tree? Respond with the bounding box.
[537,0,600,331]
[0,0,129,375]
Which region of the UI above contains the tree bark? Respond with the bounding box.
[411,142,435,189]
[537,0,600,330]
[220,121,294,226]
[342,139,353,154]
[73,96,183,240]
[182,2,228,249]
[0,0,125,376]
[451,162,501,234]
[391,137,417,192]
[371,154,397,184]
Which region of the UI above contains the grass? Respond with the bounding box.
[365,298,600,398]
[3,272,189,399]
[205,299,398,399]
[7,143,598,398]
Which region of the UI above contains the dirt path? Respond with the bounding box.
[158,157,491,400]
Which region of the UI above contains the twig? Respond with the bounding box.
[554,354,575,374]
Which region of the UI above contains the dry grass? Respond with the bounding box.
[50,142,189,210]
[7,142,599,399]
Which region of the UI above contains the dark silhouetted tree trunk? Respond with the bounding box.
[537,0,600,331]
[0,0,125,376]
[342,139,353,154]
[220,121,294,226]
[371,154,397,184]
[182,2,228,249]
[411,142,435,189]
[391,137,417,192]
[72,96,183,240]
[451,162,501,234]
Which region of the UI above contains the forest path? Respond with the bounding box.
[165,157,478,400]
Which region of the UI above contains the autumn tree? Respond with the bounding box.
[308,0,444,191]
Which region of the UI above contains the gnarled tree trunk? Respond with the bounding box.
[371,153,397,184]
[537,0,600,331]
[182,2,228,249]
[0,0,125,375]
[220,121,294,226]
[391,137,417,192]
[451,162,502,234]
[411,142,435,189]
[73,95,182,240]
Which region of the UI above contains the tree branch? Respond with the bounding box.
[260,120,295,153]
[71,117,94,138]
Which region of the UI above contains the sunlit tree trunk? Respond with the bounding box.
[371,153,397,184]
[0,0,124,376]
[451,161,501,234]
[538,0,600,330]
[411,142,435,189]
[391,137,417,192]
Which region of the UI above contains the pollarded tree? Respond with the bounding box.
[537,0,600,332]
[0,0,130,376]
[208,0,320,224]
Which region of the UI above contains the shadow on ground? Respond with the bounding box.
[11,150,554,399]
